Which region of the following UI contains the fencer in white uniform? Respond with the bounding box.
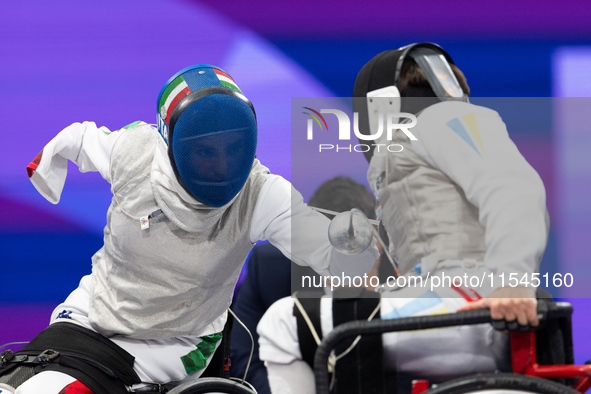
[9,65,378,394]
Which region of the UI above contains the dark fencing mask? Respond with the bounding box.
[353,43,468,162]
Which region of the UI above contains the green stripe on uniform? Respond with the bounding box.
[180,332,223,374]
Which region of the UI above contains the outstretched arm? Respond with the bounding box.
[250,175,379,278]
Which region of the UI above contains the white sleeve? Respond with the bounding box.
[258,296,335,367]
[258,297,301,365]
[409,103,547,281]
[26,121,120,204]
[250,175,379,277]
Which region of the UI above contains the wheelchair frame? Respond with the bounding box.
[313,301,591,394]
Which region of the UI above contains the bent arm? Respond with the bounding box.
[27,122,120,203]
[412,103,546,326]
[411,103,547,284]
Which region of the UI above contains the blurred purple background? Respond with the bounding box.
[1,0,591,365]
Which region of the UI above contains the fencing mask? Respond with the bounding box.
[353,43,468,162]
[157,65,257,207]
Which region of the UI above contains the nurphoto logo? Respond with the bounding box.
[302,107,418,153]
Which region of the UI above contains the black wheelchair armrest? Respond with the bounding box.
[313,301,573,394]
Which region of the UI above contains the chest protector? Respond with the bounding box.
[89,125,269,340]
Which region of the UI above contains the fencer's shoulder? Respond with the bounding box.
[255,172,295,202]
[111,121,158,143]
[261,296,296,322]
[418,101,502,126]
[258,296,296,338]
[250,158,272,178]
[236,160,275,217]
[111,123,157,156]
[249,159,290,191]
[110,121,159,181]
[244,159,272,195]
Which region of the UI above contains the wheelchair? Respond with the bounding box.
[0,311,257,394]
[166,378,256,394]
[313,298,588,394]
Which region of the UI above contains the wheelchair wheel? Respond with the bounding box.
[167,377,255,394]
[424,373,579,394]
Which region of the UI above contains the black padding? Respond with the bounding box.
[0,364,37,389]
[332,289,385,394]
[293,292,323,369]
[16,322,140,394]
[294,289,394,393]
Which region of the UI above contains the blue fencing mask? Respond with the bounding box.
[156,65,257,207]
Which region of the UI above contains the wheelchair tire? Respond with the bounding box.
[424,373,579,394]
[167,377,255,394]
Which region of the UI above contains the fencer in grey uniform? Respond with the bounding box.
[258,43,547,393]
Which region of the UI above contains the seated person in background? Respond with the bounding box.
[258,43,548,393]
[230,176,378,394]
